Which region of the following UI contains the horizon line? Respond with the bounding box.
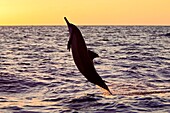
[0,24,170,27]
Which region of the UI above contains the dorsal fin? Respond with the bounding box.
[88,50,99,61]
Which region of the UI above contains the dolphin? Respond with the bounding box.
[64,17,112,95]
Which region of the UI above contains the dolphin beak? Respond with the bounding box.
[64,17,72,33]
[64,17,70,26]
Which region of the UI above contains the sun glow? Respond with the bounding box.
[0,0,170,25]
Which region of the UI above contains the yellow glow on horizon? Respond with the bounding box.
[0,0,170,25]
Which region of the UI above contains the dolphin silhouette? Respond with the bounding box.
[64,17,112,95]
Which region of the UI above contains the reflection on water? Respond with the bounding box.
[0,26,170,112]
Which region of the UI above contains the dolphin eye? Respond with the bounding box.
[69,28,73,33]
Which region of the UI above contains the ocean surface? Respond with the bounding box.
[0,26,170,113]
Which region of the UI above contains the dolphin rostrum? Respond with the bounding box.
[64,17,112,95]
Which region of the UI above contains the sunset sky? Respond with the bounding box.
[0,0,170,25]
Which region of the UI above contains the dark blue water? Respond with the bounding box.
[0,26,170,113]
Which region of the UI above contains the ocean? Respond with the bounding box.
[0,26,170,113]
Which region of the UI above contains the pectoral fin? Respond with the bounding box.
[67,38,71,51]
[88,50,99,60]
[67,33,73,51]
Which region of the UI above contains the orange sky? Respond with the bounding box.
[0,0,170,25]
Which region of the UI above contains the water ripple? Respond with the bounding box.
[0,26,170,112]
